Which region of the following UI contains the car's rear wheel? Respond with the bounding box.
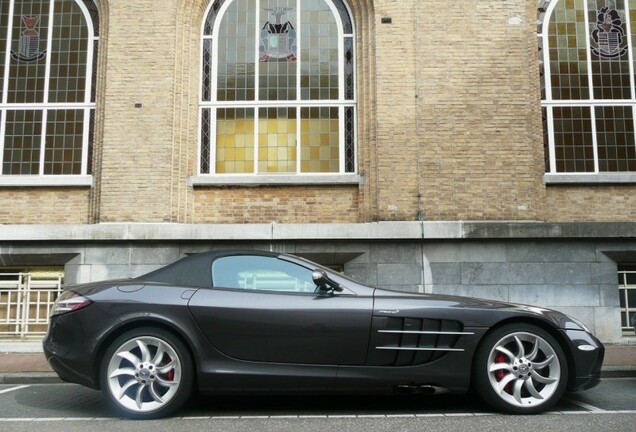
[100,327,193,419]
[473,323,568,414]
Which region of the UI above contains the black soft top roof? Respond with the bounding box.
[138,249,280,288]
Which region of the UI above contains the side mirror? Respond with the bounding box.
[312,270,343,292]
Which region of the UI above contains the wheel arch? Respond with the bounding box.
[92,317,199,390]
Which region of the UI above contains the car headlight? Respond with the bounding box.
[51,290,92,317]
[568,316,592,333]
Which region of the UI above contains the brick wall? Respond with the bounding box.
[0,0,633,225]
[413,0,545,222]
[194,186,359,224]
[95,0,179,222]
[546,186,636,222]
[0,189,89,224]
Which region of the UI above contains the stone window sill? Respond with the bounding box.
[0,175,93,187]
[189,174,363,187]
[544,173,636,185]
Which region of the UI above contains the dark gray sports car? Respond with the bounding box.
[43,250,604,419]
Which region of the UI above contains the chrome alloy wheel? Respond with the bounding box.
[486,331,561,408]
[106,336,182,413]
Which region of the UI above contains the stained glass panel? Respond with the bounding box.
[7,0,50,104]
[217,107,255,174]
[334,0,353,34]
[201,108,211,173]
[259,0,297,101]
[202,0,356,176]
[589,0,631,99]
[49,0,89,103]
[542,107,551,172]
[204,0,228,36]
[90,38,97,102]
[1,0,98,177]
[44,109,84,174]
[300,106,339,173]
[87,108,94,174]
[81,0,99,36]
[2,110,43,175]
[631,4,636,93]
[300,2,339,100]
[217,0,256,101]
[258,107,296,173]
[552,106,595,172]
[0,0,9,102]
[548,0,589,100]
[595,106,636,171]
[202,38,213,101]
[344,36,354,100]
[344,106,355,172]
[541,0,636,174]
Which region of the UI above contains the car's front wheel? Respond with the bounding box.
[100,327,193,419]
[473,323,568,414]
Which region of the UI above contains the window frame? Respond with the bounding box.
[196,0,360,185]
[0,0,98,186]
[618,264,636,334]
[539,0,636,183]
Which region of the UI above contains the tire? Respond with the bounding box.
[473,323,568,414]
[100,327,194,419]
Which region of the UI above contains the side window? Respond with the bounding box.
[212,255,316,293]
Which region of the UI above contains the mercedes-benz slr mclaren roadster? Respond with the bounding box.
[43,250,604,419]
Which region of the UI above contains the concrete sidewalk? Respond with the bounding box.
[0,340,634,384]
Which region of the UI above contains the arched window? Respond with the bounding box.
[539,0,636,176]
[200,0,355,177]
[0,0,98,183]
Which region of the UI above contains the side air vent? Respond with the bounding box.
[368,316,473,366]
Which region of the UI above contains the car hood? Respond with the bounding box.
[372,288,582,330]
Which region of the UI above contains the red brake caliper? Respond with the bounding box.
[165,355,175,381]
[494,353,511,393]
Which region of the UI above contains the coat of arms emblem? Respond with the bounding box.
[259,7,297,62]
[11,16,47,62]
[590,4,628,58]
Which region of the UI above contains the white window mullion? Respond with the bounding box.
[39,108,49,175]
[81,108,90,175]
[296,106,301,173]
[541,4,553,102]
[582,1,600,173]
[79,0,97,177]
[336,5,345,173]
[296,0,301,174]
[626,0,635,100]
[211,108,217,174]
[254,107,259,174]
[39,0,56,176]
[625,0,636,162]
[254,0,261,174]
[547,106,557,174]
[0,0,17,174]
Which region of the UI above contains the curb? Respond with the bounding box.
[0,372,62,384]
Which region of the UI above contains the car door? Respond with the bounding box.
[188,254,373,365]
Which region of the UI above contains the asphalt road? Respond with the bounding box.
[0,377,633,431]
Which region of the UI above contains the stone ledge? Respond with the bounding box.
[0,221,634,242]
